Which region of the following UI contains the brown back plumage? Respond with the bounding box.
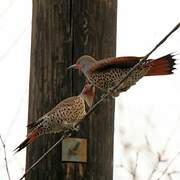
[88,56,141,74]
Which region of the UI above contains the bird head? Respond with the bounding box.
[80,83,96,109]
[67,55,96,75]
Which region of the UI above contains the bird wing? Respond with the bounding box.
[27,116,45,130]
[52,96,78,108]
[88,56,142,74]
[27,96,79,129]
[45,96,81,119]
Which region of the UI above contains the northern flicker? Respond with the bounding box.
[15,83,95,152]
[68,54,176,96]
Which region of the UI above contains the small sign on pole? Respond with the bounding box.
[62,138,87,162]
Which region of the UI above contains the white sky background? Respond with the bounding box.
[0,0,31,179]
[0,0,180,180]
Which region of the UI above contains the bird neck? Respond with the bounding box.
[79,94,91,108]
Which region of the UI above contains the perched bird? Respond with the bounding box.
[68,54,176,96]
[15,83,95,152]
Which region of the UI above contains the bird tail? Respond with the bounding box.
[146,53,176,76]
[14,128,41,153]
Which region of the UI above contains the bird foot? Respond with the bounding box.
[107,88,119,97]
[72,124,80,132]
[64,122,80,131]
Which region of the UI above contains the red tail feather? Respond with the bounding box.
[146,54,176,76]
[14,129,40,153]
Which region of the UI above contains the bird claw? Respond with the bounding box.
[72,124,80,131]
[107,88,119,97]
[64,122,80,131]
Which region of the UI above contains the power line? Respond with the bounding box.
[0,25,30,62]
[0,0,18,18]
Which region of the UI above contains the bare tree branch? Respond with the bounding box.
[0,134,11,180]
[168,170,180,175]
[147,118,179,180]
[119,164,134,177]
[19,22,180,180]
[145,135,153,152]
[132,152,139,180]
[167,170,180,180]
[161,119,180,156]
[148,153,161,180]
[167,173,173,180]
[157,152,180,180]
[119,151,139,179]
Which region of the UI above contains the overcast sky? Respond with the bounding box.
[0,0,31,179]
[0,0,180,180]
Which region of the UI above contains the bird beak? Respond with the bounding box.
[67,64,82,75]
[67,64,77,70]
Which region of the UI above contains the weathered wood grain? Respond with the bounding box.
[26,0,117,179]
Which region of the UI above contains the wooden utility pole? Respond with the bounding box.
[26,0,117,179]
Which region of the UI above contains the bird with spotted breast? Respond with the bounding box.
[68,54,177,96]
[15,83,95,152]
